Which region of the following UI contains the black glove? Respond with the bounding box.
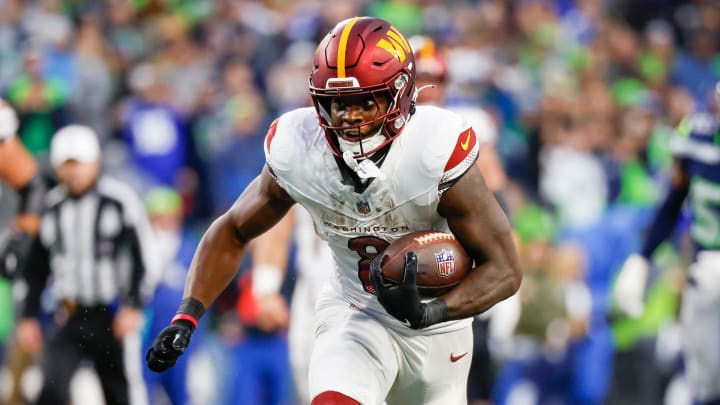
[370,251,448,329]
[0,231,33,280]
[146,320,194,372]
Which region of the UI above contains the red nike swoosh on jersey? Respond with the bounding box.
[450,352,468,362]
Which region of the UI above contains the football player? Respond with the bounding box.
[614,83,720,405]
[0,98,46,279]
[147,17,521,405]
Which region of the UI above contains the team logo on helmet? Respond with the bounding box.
[435,249,456,279]
[376,26,411,62]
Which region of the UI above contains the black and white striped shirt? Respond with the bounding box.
[23,176,159,317]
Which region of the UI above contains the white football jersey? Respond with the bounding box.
[265,105,479,333]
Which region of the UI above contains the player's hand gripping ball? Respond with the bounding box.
[376,231,472,297]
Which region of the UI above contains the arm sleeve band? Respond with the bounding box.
[174,297,206,329]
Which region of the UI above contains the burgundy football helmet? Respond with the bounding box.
[309,17,416,158]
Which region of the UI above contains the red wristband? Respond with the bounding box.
[171,314,198,330]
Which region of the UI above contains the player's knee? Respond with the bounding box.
[311,391,361,405]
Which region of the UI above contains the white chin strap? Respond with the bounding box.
[342,150,385,179]
[337,131,387,180]
[337,131,387,156]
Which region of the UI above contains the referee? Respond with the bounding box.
[15,125,159,405]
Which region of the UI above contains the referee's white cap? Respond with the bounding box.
[50,125,101,168]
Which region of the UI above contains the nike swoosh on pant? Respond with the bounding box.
[450,352,468,362]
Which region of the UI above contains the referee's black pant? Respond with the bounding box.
[36,305,132,405]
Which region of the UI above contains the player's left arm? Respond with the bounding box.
[437,163,521,320]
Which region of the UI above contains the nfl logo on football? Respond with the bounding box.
[435,249,456,279]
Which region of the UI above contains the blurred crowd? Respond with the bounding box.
[0,0,719,404]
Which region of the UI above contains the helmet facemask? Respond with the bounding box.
[311,71,413,160]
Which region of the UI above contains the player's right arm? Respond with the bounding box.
[146,165,295,372]
[183,166,295,308]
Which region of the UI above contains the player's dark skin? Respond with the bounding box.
[329,93,389,141]
[181,95,521,322]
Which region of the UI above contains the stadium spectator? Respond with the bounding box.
[6,50,68,156]
[142,187,201,405]
[492,203,592,405]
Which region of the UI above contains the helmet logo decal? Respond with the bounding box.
[376,26,411,62]
[337,17,360,78]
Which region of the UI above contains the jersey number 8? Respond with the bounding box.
[348,236,390,294]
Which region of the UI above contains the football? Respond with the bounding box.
[378,230,472,297]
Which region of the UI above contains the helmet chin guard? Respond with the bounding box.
[309,17,416,159]
[336,129,387,157]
